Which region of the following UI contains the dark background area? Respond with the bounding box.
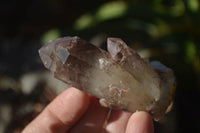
[0,0,200,133]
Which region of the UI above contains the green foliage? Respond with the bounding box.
[185,41,196,64]
[41,28,60,44]
[74,1,127,30]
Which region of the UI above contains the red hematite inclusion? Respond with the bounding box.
[39,36,176,121]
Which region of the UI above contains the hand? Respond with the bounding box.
[22,87,154,133]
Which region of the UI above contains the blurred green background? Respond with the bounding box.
[0,0,200,132]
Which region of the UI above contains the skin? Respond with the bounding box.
[22,87,154,133]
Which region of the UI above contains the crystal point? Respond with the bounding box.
[39,36,176,120]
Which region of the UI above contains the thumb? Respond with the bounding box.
[126,111,154,133]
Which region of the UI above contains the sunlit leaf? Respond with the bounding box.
[95,1,127,22]
[188,0,199,12]
[41,29,60,45]
[74,13,94,30]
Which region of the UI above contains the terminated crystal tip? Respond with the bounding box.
[39,36,176,121]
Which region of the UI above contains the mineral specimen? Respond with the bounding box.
[39,36,176,121]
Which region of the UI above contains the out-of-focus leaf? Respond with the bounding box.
[188,0,199,12]
[74,13,93,30]
[74,1,128,31]
[185,41,196,64]
[169,0,185,17]
[41,29,60,45]
[95,1,127,22]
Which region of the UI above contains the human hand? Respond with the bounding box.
[22,87,154,133]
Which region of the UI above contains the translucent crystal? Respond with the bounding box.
[39,36,176,120]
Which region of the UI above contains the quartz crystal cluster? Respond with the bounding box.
[39,36,176,120]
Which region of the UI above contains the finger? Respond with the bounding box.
[126,111,154,133]
[22,87,90,133]
[69,96,109,133]
[105,110,132,133]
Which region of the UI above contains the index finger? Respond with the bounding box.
[22,87,90,133]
